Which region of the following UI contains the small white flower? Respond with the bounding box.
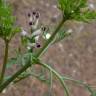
[32,29,42,36]
[21,29,27,36]
[88,3,95,10]
[46,33,51,39]
[32,19,39,30]
[43,33,51,40]
[67,29,73,34]
[35,35,39,42]
[29,16,33,22]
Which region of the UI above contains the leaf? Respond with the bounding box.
[53,29,71,43]
[91,90,96,96]
[57,0,96,22]
[4,76,11,81]
[58,0,87,15]
[71,10,96,22]
[10,27,21,38]
[0,0,2,4]
[6,58,17,68]
[0,1,20,40]
[6,53,27,69]
[47,70,53,96]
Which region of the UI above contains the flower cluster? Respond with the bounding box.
[21,11,51,52]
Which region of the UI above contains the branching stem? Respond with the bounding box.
[0,40,9,84]
[0,18,65,92]
[36,61,70,96]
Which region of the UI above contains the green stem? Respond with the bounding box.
[0,41,9,84]
[35,18,65,57]
[62,76,93,94]
[0,59,31,92]
[48,70,53,96]
[0,19,65,92]
[36,61,69,96]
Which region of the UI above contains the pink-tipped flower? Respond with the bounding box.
[28,13,31,17]
[32,11,36,15]
[36,43,41,48]
[28,11,40,30]
[31,18,39,30]
[29,16,33,22]
[41,26,47,31]
[35,12,40,19]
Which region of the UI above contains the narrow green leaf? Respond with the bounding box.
[53,29,71,43]
[91,90,96,96]
[6,58,17,68]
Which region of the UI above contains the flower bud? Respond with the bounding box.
[28,13,31,17]
[32,11,36,15]
[35,35,39,42]
[36,43,41,48]
[31,19,39,30]
[29,21,33,26]
[21,29,27,36]
[32,29,42,36]
[27,46,31,50]
[43,33,51,40]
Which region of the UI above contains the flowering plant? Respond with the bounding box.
[0,0,96,96]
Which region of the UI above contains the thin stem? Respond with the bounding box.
[62,76,93,94]
[0,41,9,84]
[48,70,53,96]
[37,61,69,96]
[35,18,65,57]
[0,59,31,92]
[0,19,65,92]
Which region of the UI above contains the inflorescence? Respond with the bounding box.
[21,10,51,52]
